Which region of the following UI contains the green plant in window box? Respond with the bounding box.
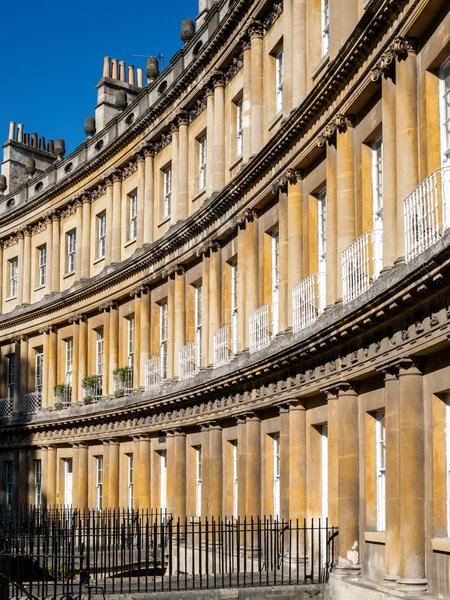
[114,389,125,398]
[83,395,93,405]
[53,401,63,411]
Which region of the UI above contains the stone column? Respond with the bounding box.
[75,200,83,280]
[383,368,400,583]
[22,229,31,305]
[72,444,79,509]
[325,140,337,307]
[287,400,307,521]
[177,114,189,221]
[81,195,91,279]
[245,413,261,517]
[19,336,28,412]
[0,242,3,309]
[41,447,48,507]
[173,267,186,378]
[292,0,307,107]
[237,222,246,353]
[17,232,24,304]
[133,291,141,387]
[100,305,110,396]
[105,179,113,265]
[279,405,290,520]
[283,0,293,113]
[326,390,339,526]
[109,440,120,509]
[71,317,80,402]
[397,359,427,592]
[48,327,57,406]
[51,214,60,293]
[242,38,252,162]
[206,87,215,195]
[47,446,57,507]
[102,441,110,508]
[170,123,179,226]
[336,383,360,572]
[111,171,122,263]
[42,328,50,409]
[167,276,175,379]
[109,303,119,393]
[12,338,21,413]
[237,416,247,516]
[139,435,151,509]
[208,423,223,518]
[18,448,28,506]
[143,147,155,245]
[133,437,141,508]
[140,287,151,388]
[278,187,288,332]
[136,154,145,247]
[78,316,87,401]
[78,443,88,511]
[381,72,397,271]
[209,244,221,365]
[287,171,303,319]
[172,429,187,520]
[201,424,210,517]
[201,251,210,366]
[249,22,264,156]
[213,74,226,191]
[335,116,356,303]
[244,211,259,349]
[395,39,418,262]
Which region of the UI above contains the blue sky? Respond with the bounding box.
[0,0,198,154]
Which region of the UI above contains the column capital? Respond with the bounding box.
[391,36,417,60]
[370,49,396,82]
[201,420,221,431]
[39,324,56,335]
[277,397,306,411]
[142,143,158,158]
[317,121,337,147]
[247,18,264,40]
[81,192,92,204]
[236,411,260,424]
[11,334,28,343]
[169,428,186,437]
[176,111,190,127]
[241,34,251,52]
[99,299,118,312]
[333,113,356,133]
[110,169,123,183]
[68,312,87,324]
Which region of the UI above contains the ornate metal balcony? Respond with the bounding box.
[23,391,42,415]
[144,357,166,390]
[179,342,201,380]
[81,376,102,405]
[113,367,134,397]
[292,272,326,333]
[404,166,450,263]
[213,325,235,368]
[249,303,278,354]
[53,384,73,409]
[0,397,13,418]
[342,229,383,304]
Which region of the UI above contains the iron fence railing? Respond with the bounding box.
[179,342,201,380]
[213,325,234,368]
[292,273,326,333]
[0,508,337,598]
[249,303,278,354]
[22,392,42,415]
[144,357,166,390]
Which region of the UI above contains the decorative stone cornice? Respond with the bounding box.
[122,161,137,179]
[263,1,283,31]
[189,96,207,123]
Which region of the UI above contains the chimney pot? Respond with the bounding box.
[103,56,111,78]
[24,133,30,145]
[17,124,24,143]
[119,61,126,82]
[39,136,46,151]
[47,140,55,153]
[111,59,119,79]
[128,65,135,86]
[137,68,144,88]
[8,122,15,141]
[31,133,38,148]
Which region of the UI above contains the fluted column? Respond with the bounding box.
[78,316,87,400]
[102,441,110,508]
[292,0,307,107]
[209,243,221,365]
[22,229,31,304]
[139,435,151,509]
[136,154,145,247]
[111,171,122,263]
[395,39,418,262]
[397,359,426,592]
[17,232,24,304]
[325,140,338,307]
[140,287,151,387]
[381,72,397,271]
[17,336,28,412]
[206,87,215,195]
[213,74,226,191]
[287,171,303,319]
[109,303,119,393]
[336,116,356,303]
[244,211,259,349]
[109,440,120,509]
[171,123,179,226]
[249,22,264,155]
[174,267,186,378]
[105,180,113,265]
[103,306,110,396]
[177,114,189,221]
[81,195,91,279]
[172,429,187,520]
[51,214,60,293]
[78,443,88,511]
[143,147,155,244]
[47,446,57,506]
[48,326,57,407]
[75,200,83,280]
[237,416,247,516]
[384,368,400,583]
[242,38,252,162]
[278,187,288,332]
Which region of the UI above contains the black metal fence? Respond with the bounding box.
[0,508,338,599]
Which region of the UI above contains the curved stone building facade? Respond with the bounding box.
[1,0,450,597]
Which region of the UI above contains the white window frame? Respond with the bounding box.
[97,212,106,258]
[376,411,386,532]
[163,167,172,218]
[372,137,384,276]
[96,328,104,377]
[236,100,243,156]
[5,461,13,507]
[65,338,73,387]
[127,316,135,369]
[6,354,15,401]
[321,0,330,56]
[128,191,138,240]
[34,460,42,507]
[9,258,18,298]
[317,190,327,313]
[96,456,103,512]
[66,230,76,274]
[194,284,202,369]
[160,451,167,513]
[272,230,280,335]
[273,433,280,520]
[64,459,73,508]
[231,261,238,355]
[439,57,450,227]
[159,302,168,380]
[35,347,44,395]
[275,48,284,114]
[127,454,134,510]
[198,136,207,191]
[195,446,202,518]
[38,245,47,287]
[321,424,328,520]
[232,440,238,519]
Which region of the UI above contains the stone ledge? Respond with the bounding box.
[431,537,450,553]
[364,531,385,544]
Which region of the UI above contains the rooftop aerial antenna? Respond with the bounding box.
[133,54,165,71]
